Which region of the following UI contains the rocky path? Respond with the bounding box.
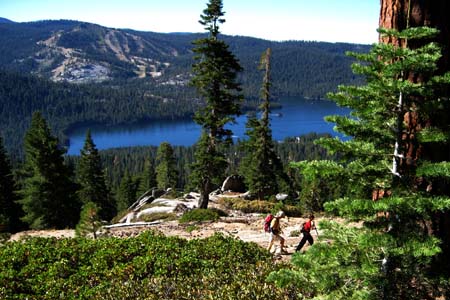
[9,215,318,263]
[8,192,325,261]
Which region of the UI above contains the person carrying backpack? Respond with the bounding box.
[263,213,274,233]
[267,211,288,254]
[295,214,316,252]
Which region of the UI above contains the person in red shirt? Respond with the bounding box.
[295,214,315,252]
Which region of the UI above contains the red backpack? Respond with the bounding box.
[264,213,274,232]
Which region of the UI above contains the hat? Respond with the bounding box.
[275,211,285,218]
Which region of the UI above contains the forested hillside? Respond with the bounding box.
[0,19,368,158]
[0,70,200,160]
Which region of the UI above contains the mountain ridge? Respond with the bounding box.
[0,18,368,93]
[0,17,14,23]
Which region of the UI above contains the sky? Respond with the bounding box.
[1,0,380,44]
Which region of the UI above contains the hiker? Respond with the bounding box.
[295,214,316,252]
[267,211,288,254]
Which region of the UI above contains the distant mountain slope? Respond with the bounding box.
[0,17,14,23]
[0,20,181,83]
[0,19,368,97]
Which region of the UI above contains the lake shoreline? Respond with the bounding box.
[66,97,349,155]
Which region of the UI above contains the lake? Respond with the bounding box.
[66,97,350,155]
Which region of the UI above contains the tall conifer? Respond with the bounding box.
[116,171,137,212]
[240,48,288,199]
[19,112,80,229]
[0,136,23,232]
[156,142,178,190]
[190,0,243,208]
[268,28,450,299]
[137,159,157,196]
[76,130,115,221]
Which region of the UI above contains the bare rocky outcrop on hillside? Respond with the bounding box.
[33,26,176,83]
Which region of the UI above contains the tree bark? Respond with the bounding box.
[380,0,450,272]
[198,180,211,209]
[379,0,450,166]
[379,0,450,72]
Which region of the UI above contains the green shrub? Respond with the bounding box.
[179,208,220,223]
[209,207,228,217]
[185,224,200,233]
[217,197,303,216]
[0,233,10,246]
[0,231,299,299]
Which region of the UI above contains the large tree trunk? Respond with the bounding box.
[380,0,450,273]
[379,0,450,167]
[198,180,211,209]
[379,0,450,71]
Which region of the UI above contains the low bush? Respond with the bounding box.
[209,207,228,217]
[185,224,200,233]
[179,208,220,223]
[217,197,303,217]
[0,233,10,246]
[0,231,299,299]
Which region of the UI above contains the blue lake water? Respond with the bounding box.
[66,97,350,155]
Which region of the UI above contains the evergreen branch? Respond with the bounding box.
[416,162,450,178]
[326,195,450,220]
[431,71,450,85]
[389,236,442,258]
[416,127,450,143]
[290,160,345,181]
[378,27,439,41]
[317,137,387,159]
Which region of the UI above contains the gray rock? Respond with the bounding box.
[276,193,289,201]
[174,203,189,213]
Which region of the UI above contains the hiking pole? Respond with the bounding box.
[313,221,319,237]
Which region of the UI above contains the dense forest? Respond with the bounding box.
[64,132,333,191]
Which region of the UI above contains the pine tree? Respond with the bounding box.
[155,142,178,190]
[76,130,115,221]
[268,28,450,299]
[75,202,102,239]
[19,112,80,229]
[190,0,243,208]
[116,171,137,212]
[137,158,157,196]
[240,48,288,199]
[0,136,23,232]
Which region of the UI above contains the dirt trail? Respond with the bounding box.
[9,215,319,262]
